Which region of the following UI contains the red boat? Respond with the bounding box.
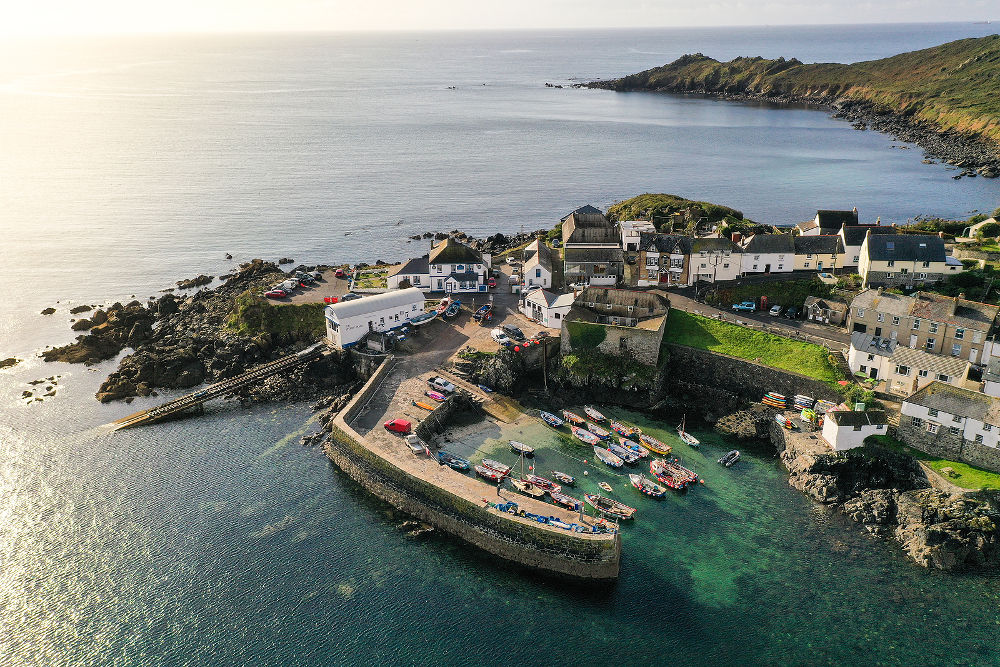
[609,420,636,437]
[522,474,560,493]
[561,410,586,426]
[481,459,512,476]
[475,465,506,481]
[650,458,698,489]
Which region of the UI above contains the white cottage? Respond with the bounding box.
[522,239,554,289]
[324,287,425,349]
[821,410,888,451]
[739,234,795,275]
[428,238,490,293]
[521,289,575,328]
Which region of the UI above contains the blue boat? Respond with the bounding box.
[408,310,438,326]
[443,299,462,318]
[437,451,470,471]
[539,411,565,428]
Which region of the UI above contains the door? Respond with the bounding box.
[817,261,823,271]
[874,327,882,337]
[869,367,878,379]
[971,349,979,364]
[909,334,917,348]
[764,264,771,274]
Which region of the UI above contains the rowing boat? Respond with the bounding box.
[437,451,470,470]
[618,437,650,458]
[475,465,505,481]
[607,442,640,464]
[584,494,636,520]
[584,406,606,422]
[593,446,623,468]
[585,422,612,440]
[598,482,613,492]
[522,474,560,493]
[510,478,545,498]
[482,459,511,476]
[608,420,636,437]
[539,411,565,428]
[509,440,535,456]
[638,433,672,456]
[549,491,581,511]
[571,425,600,445]
[561,410,586,426]
[550,470,575,486]
[629,473,666,498]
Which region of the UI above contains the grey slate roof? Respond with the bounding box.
[523,239,553,272]
[744,233,795,254]
[389,256,429,277]
[564,247,624,263]
[986,357,1000,384]
[563,213,618,245]
[864,234,945,263]
[850,289,915,318]
[816,209,859,230]
[447,271,480,282]
[794,235,844,255]
[830,410,888,427]
[429,238,484,265]
[842,225,894,247]
[890,346,969,379]
[851,332,897,357]
[691,238,742,253]
[560,204,603,222]
[804,296,846,311]
[639,233,691,254]
[904,381,999,423]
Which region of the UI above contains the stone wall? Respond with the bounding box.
[562,320,664,367]
[664,344,841,404]
[415,391,481,442]
[899,418,1000,473]
[953,246,1000,263]
[864,271,944,288]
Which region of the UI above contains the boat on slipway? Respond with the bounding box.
[408,310,438,326]
[475,465,506,482]
[561,410,586,426]
[482,459,511,476]
[549,491,582,511]
[593,446,624,469]
[522,474,561,494]
[584,406,607,422]
[510,478,546,498]
[437,451,470,471]
[584,494,636,520]
[586,422,612,440]
[571,426,601,445]
[539,411,565,428]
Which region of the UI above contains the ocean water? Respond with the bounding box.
[2,24,1000,665]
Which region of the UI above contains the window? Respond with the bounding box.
[754,255,760,260]
[917,273,926,279]
[895,364,910,376]
[670,258,683,268]
[887,260,895,267]
[554,313,560,319]
[949,427,961,435]
[723,263,730,269]
[938,374,951,383]
[929,322,938,334]
[952,343,961,357]
[985,424,993,432]
[752,265,758,271]
[806,254,813,259]
[853,425,863,431]
[912,318,921,330]
[804,262,810,268]
[901,268,908,275]
[627,305,634,313]
[927,423,939,434]
[857,308,865,317]
[925,338,936,351]
[886,273,894,279]
[929,409,939,417]
[974,332,982,343]
[647,270,658,280]
[700,263,707,269]
[922,261,930,268]
[853,255,859,263]
[535,268,541,278]
[892,316,900,325]
[699,251,707,257]
[975,434,985,444]
[877,313,884,322]
[955,328,965,340]
[646,256,658,266]
[911,416,923,427]
[918,369,929,378]
[953,414,962,423]
[777,265,783,270]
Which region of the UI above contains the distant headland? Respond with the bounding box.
[585,35,1000,178]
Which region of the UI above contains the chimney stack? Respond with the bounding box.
[731,232,742,244]
[939,231,945,238]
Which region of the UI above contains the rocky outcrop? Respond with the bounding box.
[42,302,156,364]
[894,489,1000,569]
[0,357,19,369]
[40,307,56,315]
[715,405,777,440]
[176,274,213,290]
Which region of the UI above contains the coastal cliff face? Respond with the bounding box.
[772,423,1000,570]
[587,36,1000,176]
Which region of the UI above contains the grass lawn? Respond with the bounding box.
[867,435,1000,490]
[663,310,842,383]
[353,268,388,289]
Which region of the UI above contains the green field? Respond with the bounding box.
[663,310,842,383]
[867,435,1000,490]
[353,268,388,289]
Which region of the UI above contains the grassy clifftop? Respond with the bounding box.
[592,35,1000,146]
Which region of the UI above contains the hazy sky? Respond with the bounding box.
[3,0,996,36]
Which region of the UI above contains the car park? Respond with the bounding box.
[501,324,526,341]
[491,328,513,346]
[732,301,756,312]
[769,305,784,317]
[384,419,412,434]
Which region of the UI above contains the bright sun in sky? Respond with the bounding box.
[2,0,994,37]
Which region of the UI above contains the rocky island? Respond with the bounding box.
[586,35,1000,177]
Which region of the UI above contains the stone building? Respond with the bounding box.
[561,210,622,287]
[847,332,971,395]
[522,239,554,289]
[847,289,1000,367]
[636,233,691,287]
[803,295,847,326]
[899,381,1000,472]
[792,235,844,272]
[560,287,669,367]
[796,208,859,236]
[858,232,964,288]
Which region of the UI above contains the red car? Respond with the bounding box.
[384,419,412,434]
[487,277,497,288]
[263,289,287,299]
[335,268,346,278]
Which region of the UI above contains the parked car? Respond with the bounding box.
[732,301,756,312]
[339,293,361,302]
[785,306,801,319]
[384,419,412,434]
[568,282,588,291]
[310,271,323,280]
[534,331,550,339]
[501,324,526,341]
[280,280,298,292]
[509,274,521,285]
[334,268,346,278]
[487,277,497,288]
[491,328,513,346]
[769,305,784,317]
[427,376,456,394]
[507,256,520,265]
[296,273,316,284]
[263,289,287,299]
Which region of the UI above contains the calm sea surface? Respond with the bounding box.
[2,24,1000,665]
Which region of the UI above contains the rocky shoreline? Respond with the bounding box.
[582,83,1000,179]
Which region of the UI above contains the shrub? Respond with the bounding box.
[975,221,1000,239]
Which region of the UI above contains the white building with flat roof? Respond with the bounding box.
[619,220,657,252]
[325,287,425,349]
[822,410,888,451]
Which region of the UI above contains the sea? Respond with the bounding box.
[1,23,1000,666]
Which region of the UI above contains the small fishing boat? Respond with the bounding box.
[437,451,470,471]
[718,450,741,467]
[509,440,535,457]
[598,482,613,493]
[425,390,446,401]
[478,384,494,393]
[571,426,601,445]
[593,446,623,469]
[561,410,586,426]
[677,414,700,448]
[629,474,666,498]
[639,433,672,456]
[584,406,607,422]
[649,458,697,490]
[522,474,560,493]
[435,297,451,314]
[408,310,438,326]
[473,303,493,322]
[475,464,505,481]
[618,437,650,458]
[586,422,612,440]
[549,491,581,511]
[510,478,546,498]
[481,459,511,476]
[443,299,462,318]
[550,470,575,486]
[584,494,636,520]
[609,420,636,437]
[607,442,640,464]
[539,411,565,428]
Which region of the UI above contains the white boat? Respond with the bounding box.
[509,440,535,456]
[607,442,640,465]
[584,406,607,422]
[677,414,700,448]
[593,446,623,468]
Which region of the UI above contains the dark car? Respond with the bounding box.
[501,324,526,341]
[785,306,801,319]
[339,293,362,302]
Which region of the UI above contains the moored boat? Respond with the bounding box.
[677,414,700,448]
[549,491,582,511]
[718,450,741,467]
[435,297,451,314]
[561,410,586,426]
[539,411,565,428]
[650,458,695,490]
[629,473,667,498]
[609,420,636,437]
[584,406,607,422]
[481,459,511,476]
[550,470,575,486]
[607,442,640,464]
[586,422,612,440]
[571,425,601,445]
[510,478,546,498]
[584,494,636,520]
[475,464,506,481]
[598,482,613,492]
[509,440,535,456]
[437,451,470,470]
[522,474,560,493]
[639,433,672,456]
[593,446,623,468]
[619,437,650,458]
